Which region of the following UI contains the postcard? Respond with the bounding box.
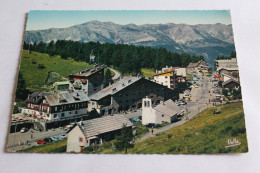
[6,10,248,154]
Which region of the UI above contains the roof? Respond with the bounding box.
[53,81,70,85]
[89,76,142,100]
[153,67,179,76]
[45,91,90,106]
[77,114,133,138]
[175,68,187,77]
[25,91,51,104]
[69,65,105,78]
[217,66,239,72]
[222,78,240,87]
[187,60,207,68]
[154,99,182,117]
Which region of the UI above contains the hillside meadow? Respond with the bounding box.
[19,50,93,89]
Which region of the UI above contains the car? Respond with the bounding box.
[179,101,187,105]
[36,139,47,144]
[58,133,67,140]
[50,136,59,142]
[44,138,53,143]
[20,127,28,133]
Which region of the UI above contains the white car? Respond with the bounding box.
[50,136,59,142]
[20,127,28,133]
[58,133,67,140]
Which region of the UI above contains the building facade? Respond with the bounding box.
[21,91,89,121]
[89,76,178,116]
[68,64,105,95]
[66,115,133,153]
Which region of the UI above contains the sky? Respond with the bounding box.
[26,10,232,31]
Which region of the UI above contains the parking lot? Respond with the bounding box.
[7,127,67,152]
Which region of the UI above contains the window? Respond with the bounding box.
[61,113,65,117]
[165,76,168,79]
[53,114,57,118]
[55,107,57,111]
[75,111,78,114]
[162,114,164,117]
[144,101,147,107]
[79,137,83,142]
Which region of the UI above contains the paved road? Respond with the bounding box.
[6,128,67,152]
[135,73,214,143]
[109,67,121,80]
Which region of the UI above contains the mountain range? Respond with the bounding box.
[24,20,236,66]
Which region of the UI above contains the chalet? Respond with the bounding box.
[175,68,187,82]
[141,97,183,125]
[222,78,240,90]
[88,76,178,116]
[68,64,105,95]
[187,60,208,71]
[21,91,90,121]
[217,66,239,78]
[215,58,237,69]
[66,115,133,153]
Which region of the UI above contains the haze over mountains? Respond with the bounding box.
[24,20,235,66]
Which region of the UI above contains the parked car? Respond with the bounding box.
[50,136,59,142]
[20,127,28,133]
[58,133,67,140]
[179,101,187,105]
[36,139,47,144]
[44,138,52,143]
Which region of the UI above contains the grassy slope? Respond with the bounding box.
[141,68,154,78]
[20,50,93,87]
[19,139,67,153]
[129,102,248,154]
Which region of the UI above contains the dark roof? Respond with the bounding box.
[89,76,142,100]
[69,65,105,78]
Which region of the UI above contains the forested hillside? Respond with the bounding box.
[23,40,204,75]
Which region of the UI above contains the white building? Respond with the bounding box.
[66,115,133,153]
[142,97,183,125]
[21,91,89,121]
[153,67,187,89]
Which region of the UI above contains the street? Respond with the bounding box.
[135,73,215,143]
[6,128,67,152]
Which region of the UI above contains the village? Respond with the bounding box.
[7,55,242,153]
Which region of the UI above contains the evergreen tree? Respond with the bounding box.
[15,72,28,100]
[114,125,134,154]
[104,68,112,88]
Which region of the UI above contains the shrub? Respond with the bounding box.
[38,64,46,69]
[168,146,177,152]
[231,127,246,136]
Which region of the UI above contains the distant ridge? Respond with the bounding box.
[25,20,235,66]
